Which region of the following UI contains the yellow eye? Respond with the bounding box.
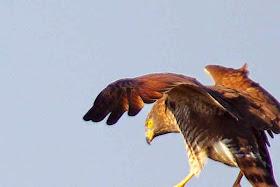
[147,119,153,128]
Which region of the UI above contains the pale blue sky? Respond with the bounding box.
[1,1,280,187]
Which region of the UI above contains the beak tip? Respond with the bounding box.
[145,130,154,145]
[146,138,151,145]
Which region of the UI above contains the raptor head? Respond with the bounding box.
[145,96,180,144]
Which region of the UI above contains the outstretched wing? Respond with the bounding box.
[83,73,239,125]
[205,64,280,134]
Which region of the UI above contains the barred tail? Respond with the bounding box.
[234,132,278,187]
[235,156,278,187]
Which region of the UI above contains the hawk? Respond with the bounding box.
[83,65,279,187]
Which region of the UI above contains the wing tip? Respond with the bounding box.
[83,106,94,121]
[83,113,92,121]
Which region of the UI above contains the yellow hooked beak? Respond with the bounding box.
[145,129,154,144]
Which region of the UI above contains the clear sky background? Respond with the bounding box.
[1,1,280,187]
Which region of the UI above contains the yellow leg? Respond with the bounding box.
[232,170,243,187]
[173,173,195,187]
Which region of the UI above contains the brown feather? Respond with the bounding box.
[127,89,144,116]
[233,134,277,187]
[205,64,280,133]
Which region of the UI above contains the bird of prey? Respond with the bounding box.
[83,65,279,187]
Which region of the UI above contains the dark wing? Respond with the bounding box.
[207,85,278,140]
[205,64,280,134]
[83,73,239,125]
